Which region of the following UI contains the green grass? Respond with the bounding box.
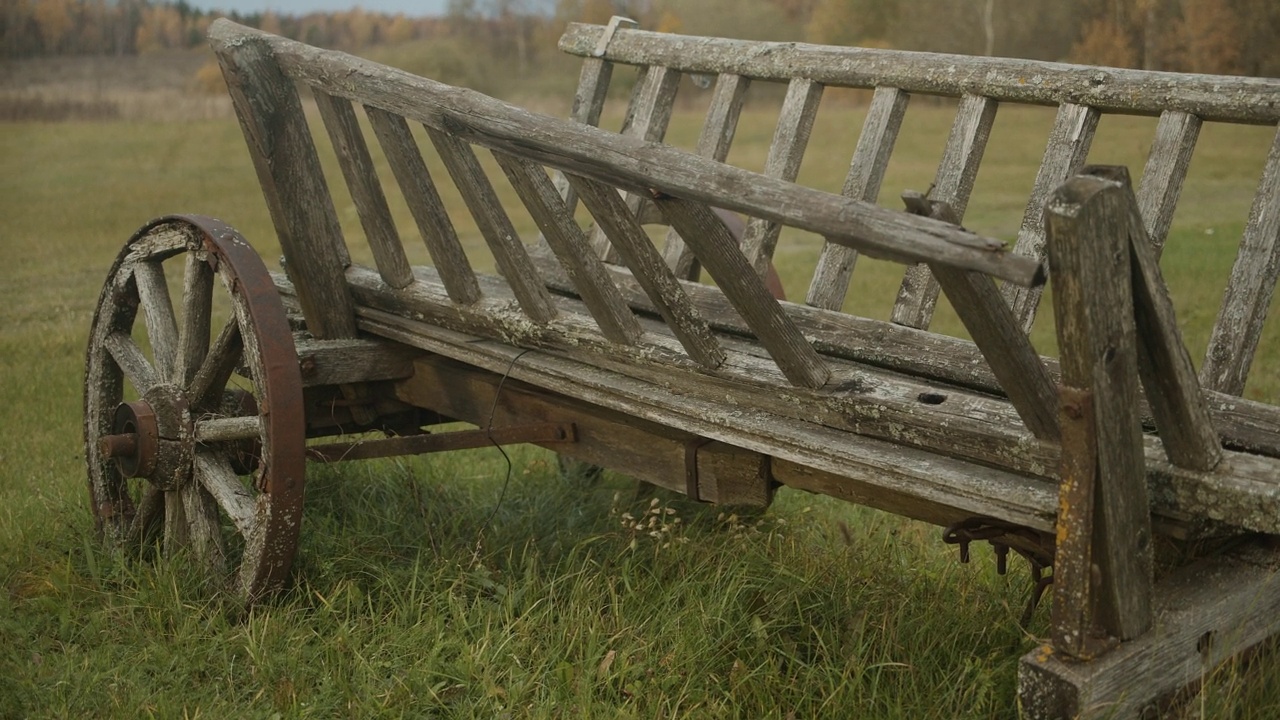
[1,103,1278,718]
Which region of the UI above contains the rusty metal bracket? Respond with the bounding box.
[592,15,638,58]
[943,515,1057,626]
[305,422,577,463]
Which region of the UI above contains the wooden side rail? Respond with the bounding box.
[557,19,1280,396]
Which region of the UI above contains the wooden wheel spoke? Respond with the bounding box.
[104,331,159,392]
[188,318,243,409]
[193,451,258,537]
[128,485,165,545]
[181,484,229,581]
[163,489,188,556]
[132,260,180,380]
[176,253,215,386]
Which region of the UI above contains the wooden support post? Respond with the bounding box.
[210,32,358,340]
[1045,171,1153,648]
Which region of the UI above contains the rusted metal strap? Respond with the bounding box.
[684,437,714,501]
[306,422,576,463]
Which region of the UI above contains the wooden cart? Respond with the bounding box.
[85,18,1280,718]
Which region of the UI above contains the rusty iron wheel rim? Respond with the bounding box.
[84,215,305,603]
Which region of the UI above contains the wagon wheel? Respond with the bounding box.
[84,215,305,603]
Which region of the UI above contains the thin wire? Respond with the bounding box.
[475,349,531,540]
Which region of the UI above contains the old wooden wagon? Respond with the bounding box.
[85,17,1280,718]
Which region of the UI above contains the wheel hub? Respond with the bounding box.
[99,384,192,491]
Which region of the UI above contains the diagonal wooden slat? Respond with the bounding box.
[589,65,682,262]
[314,90,414,289]
[570,174,725,369]
[364,105,482,305]
[1200,123,1280,396]
[663,72,751,279]
[903,193,1058,439]
[1089,167,1222,471]
[425,127,556,324]
[741,77,825,276]
[1003,102,1101,333]
[657,195,831,389]
[1136,110,1201,256]
[891,93,998,329]
[807,86,910,311]
[493,151,642,344]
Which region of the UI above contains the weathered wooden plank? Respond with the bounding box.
[807,86,909,310]
[656,195,830,389]
[292,336,417,387]
[1082,166,1223,471]
[1136,110,1201,255]
[589,64,681,262]
[1049,386,1105,660]
[1021,540,1280,720]
[568,174,726,369]
[558,22,1280,125]
[907,193,1057,440]
[663,72,751,279]
[313,90,414,289]
[531,250,1280,460]
[376,317,1062,532]
[892,94,998,329]
[424,126,556,323]
[741,77,824,276]
[1047,173,1152,643]
[397,356,771,506]
[551,16,636,212]
[1200,123,1280,396]
[276,264,1280,535]
[363,105,481,305]
[1005,102,1101,333]
[209,29,358,339]
[492,151,643,345]
[236,23,1044,287]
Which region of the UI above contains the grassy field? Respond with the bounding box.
[1,73,1279,719]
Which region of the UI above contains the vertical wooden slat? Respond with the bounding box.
[1200,124,1280,396]
[891,93,998,329]
[1136,110,1202,256]
[212,34,358,339]
[1095,166,1222,471]
[806,86,910,310]
[492,151,642,344]
[569,175,726,370]
[1047,173,1152,647]
[663,72,751,279]
[313,90,414,290]
[903,193,1058,440]
[741,77,825,276]
[552,19,635,212]
[132,260,179,380]
[657,195,831,389]
[425,127,556,324]
[1004,102,1101,333]
[589,65,682,262]
[364,105,481,306]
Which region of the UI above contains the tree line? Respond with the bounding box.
[4,0,1276,77]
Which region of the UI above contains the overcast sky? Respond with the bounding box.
[195,0,450,17]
